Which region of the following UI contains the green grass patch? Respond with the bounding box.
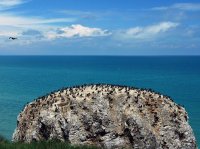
[0,137,99,149]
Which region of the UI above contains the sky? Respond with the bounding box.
[0,0,200,55]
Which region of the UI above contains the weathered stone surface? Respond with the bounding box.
[13,84,197,149]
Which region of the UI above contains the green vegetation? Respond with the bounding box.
[0,135,99,149]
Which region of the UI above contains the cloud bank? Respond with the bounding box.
[46,24,111,39]
[0,0,26,10]
[152,3,200,11]
[0,14,75,27]
[115,22,179,40]
[0,1,199,55]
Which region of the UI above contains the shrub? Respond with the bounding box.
[0,137,99,149]
[0,135,7,143]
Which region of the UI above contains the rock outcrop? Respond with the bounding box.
[13,84,197,149]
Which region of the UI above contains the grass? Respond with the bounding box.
[0,135,99,149]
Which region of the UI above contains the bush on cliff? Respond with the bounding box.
[0,135,8,143]
[0,137,99,149]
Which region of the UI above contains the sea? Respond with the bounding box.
[0,56,199,145]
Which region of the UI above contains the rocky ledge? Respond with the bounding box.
[12,84,197,149]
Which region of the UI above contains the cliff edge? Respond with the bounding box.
[12,84,197,149]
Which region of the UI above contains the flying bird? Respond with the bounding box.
[9,37,18,40]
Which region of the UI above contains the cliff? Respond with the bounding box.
[12,84,197,149]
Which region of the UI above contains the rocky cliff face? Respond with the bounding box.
[13,84,197,149]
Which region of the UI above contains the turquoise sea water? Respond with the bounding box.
[0,56,199,145]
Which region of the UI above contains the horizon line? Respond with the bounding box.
[0,55,199,57]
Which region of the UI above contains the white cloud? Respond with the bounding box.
[59,10,92,16]
[0,26,20,37]
[0,0,27,10]
[0,1,110,43]
[0,24,111,46]
[0,13,76,39]
[116,22,179,40]
[22,29,42,36]
[0,14,75,27]
[152,3,200,11]
[173,3,200,11]
[46,24,111,39]
[0,0,76,38]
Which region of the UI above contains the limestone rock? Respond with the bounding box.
[12,84,197,149]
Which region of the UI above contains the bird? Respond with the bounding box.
[9,37,18,40]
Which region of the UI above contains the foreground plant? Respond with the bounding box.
[0,138,99,149]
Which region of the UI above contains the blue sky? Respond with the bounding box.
[0,0,200,55]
